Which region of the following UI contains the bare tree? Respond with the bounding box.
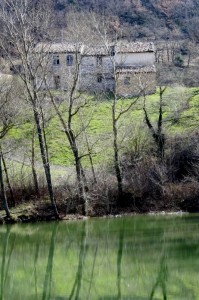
[143,87,166,161]
[45,11,100,215]
[91,14,145,200]
[0,76,18,218]
[1,151,15,207]
[0,0,59,218]
[31,124,40,197]
[47,57,91,215]
[143,85,198,161]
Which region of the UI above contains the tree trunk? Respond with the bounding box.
[83,131,97,184]
[69,131,87,215]
[143,88,166,161]
[1,152,15,207]
[48,90,87,215]
[0,152,11,218]
[157,87,165,161]
[31,126,40,197]
[33,109,59,218]
[112,98,123,199]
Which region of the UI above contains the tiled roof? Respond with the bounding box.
[34,43,83,53]
[115,42,154,53]
[82,45,109,56]
[83,42,155,55]
[116,65,156,73]
[35,42,155,55]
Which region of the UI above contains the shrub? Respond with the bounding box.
[174,55,184,67]
[167,136,199,181]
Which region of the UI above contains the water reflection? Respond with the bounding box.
[0,226,16,300]
[117,221,124,300]
[34,242,40,300]
[149,253,168,300]
[69,222,88,300]
[87,245,98,300]
[42,223,58,300]
[0,215,199,299]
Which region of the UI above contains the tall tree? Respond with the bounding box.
[92,13,143,200]
[47,11,99,215]
[143,87,166,161]
[0,0,59,218]
[0,76,17,218]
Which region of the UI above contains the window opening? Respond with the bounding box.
[54,75,61,89]
[124,77,130,85]
[67,54,73,66]
[110,46,115,56]
[53,55,60,65]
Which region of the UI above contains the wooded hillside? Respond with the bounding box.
[52,0,199,41]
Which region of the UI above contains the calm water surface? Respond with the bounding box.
[0,214,199,299]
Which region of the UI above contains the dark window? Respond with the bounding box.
[54,75,61,89]
[97,55,102,66]
[110,46,115,56]
[67,54,73,66]
[124,77,130,85]
[104,73,114,80]
[97,73,103,83]
[53,55,60,65]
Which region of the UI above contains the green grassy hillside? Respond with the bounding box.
[8,87,199,170]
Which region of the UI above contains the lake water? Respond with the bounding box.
[0,214,199,299]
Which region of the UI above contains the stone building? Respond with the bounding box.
[37,41,156,97]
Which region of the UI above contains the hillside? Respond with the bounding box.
[53,0,199,41]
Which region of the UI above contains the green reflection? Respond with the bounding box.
[149,252,168,300]
[69,222,87,300]
[117,221,124,300]
[42,223,58,300]
[0,226,16,300]
[0,215,199,299]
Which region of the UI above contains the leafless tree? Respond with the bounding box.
[0,0,59,218]
[46,12,101,215]
[143,85,196,161]
[143,87,166,161]
[47,57,92,215]
[0,76,18,218]
[91,14,144,200]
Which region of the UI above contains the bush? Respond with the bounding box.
[174,55,184,67]
[167,136,199,181]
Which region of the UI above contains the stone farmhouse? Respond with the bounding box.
[38,41,156,97]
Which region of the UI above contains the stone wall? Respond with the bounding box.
[79,55,115,92]
[47,53,78,90]
[116,72,156,97]
[43,50,156,97]
[46,53,115,92]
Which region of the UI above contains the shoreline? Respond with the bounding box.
[0,190,197,225]
[0,208,190,225]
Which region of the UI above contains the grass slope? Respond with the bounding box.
[7,87,199,171]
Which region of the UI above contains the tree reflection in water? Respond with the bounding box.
[2,216,197,299]
[149,252,168,300]
[0,226,15,300]
[69,222,88,300]
[87,245,98,300]
[34,242,40,300]
[117,220,124,300]
[42,222,59,300]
